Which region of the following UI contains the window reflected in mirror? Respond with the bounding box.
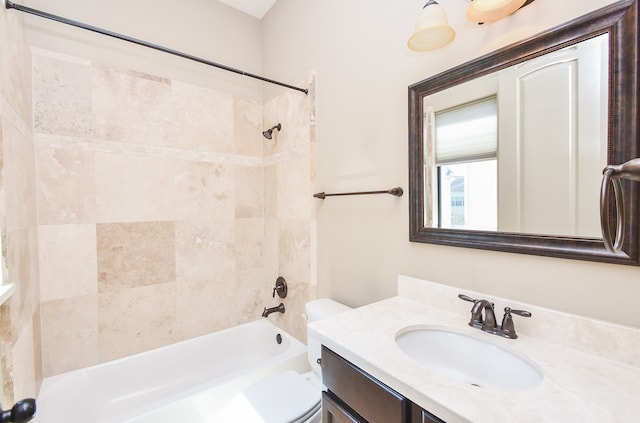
[427,97,498,230]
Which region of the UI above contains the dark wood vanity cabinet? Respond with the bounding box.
[321,346,445,423]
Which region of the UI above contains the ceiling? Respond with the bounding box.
[218,0,278,19]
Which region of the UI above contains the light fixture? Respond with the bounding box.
[408,0,536,52]
[467,0,528,23]
[407,0,456,52]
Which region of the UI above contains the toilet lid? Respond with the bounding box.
[213,370,320,423]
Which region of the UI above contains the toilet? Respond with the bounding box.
[223,299,351,423]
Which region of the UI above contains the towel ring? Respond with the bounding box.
[600,167,625,253]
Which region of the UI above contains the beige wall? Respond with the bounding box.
[0,3,42,405]
[262,0,640,329]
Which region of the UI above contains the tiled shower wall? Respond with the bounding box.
[33,48,316,377]
[0,6,42,404]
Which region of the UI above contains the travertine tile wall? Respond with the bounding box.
[33,48,316,377]
[0,5,42,405]
[263,77,318,341]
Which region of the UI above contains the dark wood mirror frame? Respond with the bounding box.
[409,0,640,265]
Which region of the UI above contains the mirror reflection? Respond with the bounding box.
[423,34,609,237]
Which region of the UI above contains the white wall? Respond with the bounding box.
[262,0,640,328]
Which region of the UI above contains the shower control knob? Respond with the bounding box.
[0,398,36,423]
[272,277,288,299]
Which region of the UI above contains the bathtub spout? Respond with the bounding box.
[262,303,285,317]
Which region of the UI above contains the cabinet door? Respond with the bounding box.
[322,391,365,423]
[322,346,407,423]
[411,402,446,423]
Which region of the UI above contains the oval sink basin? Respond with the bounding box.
[395,327,543,390]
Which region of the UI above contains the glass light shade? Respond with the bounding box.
[467,0,528,23]
[408,1,456,52]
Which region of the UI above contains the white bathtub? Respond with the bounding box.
[34,320,311,423]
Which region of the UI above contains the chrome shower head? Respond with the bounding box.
[262,123,281,140]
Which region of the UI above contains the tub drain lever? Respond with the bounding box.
[0,398,36,423]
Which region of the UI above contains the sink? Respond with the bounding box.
[395,327,543,390]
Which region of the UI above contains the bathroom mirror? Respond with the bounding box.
[409,0,640,265]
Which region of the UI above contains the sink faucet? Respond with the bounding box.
[470,299,497,332]
[458,294,531,339]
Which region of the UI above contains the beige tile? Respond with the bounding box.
[175,219,235,281]
[263,218,279,276]
[97,222,175,293]
[36,144,96,224]
[12,321,36,398]
[274,279,312,343]
[0,304,13,405]
[92,64,172,146]
[98,283,177,362]
[234,98,262,157]
[278,154,312,220]
[263,91,311,156]
[235,268,271,321]
[174,160,234,220]
[264,164,278,219]
[175,277,232,339]
[262,96,286,156]
[171,81,234,153]
[6,226,39,340]
[235,218,264,271]
[95,152,175,223]
[0,8,31,125]
[278,219,311,283]
[39,224,97,302]
[3,123,37,232]
[31,308,42,395]
[41,295,98,377]
[32,52,92,137]
[235,165,263,218]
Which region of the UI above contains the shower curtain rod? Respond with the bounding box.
[4,0,308,95]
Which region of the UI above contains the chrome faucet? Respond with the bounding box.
[458,294,531,339]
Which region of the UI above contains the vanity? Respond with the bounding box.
[322,345,443,423]
[309,275,640,422]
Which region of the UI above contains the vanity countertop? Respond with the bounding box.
[308,279,640,422]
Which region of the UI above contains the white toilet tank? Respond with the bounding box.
[305,299,351,377]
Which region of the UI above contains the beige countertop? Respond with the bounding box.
[308,277,640,423]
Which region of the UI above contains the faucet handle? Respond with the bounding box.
[272,277,288,298]
[458,294,477,303]
[499,307,531,339]
[508,308,532,318]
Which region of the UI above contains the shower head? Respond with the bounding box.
[262,123,281,140]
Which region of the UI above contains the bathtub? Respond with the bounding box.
[33,319,311,422]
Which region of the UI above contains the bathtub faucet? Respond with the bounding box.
[262,303,285,317]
